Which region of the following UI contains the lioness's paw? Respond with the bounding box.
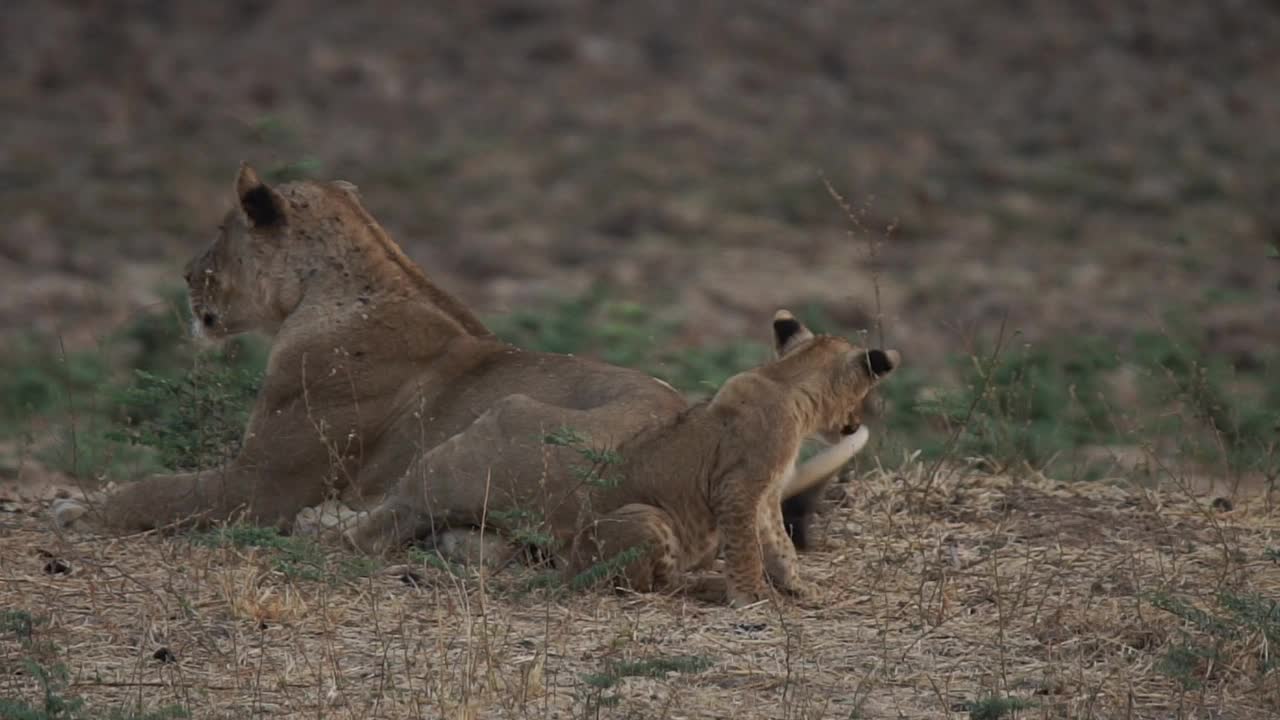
[342,525,387,556]
[51,497,100,532]
[295,500,366,542]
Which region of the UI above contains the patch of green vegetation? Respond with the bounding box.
[926,337,1123,473]
[109,363,261,472]
[489,288,674,370]
[963,695,1034,720]
[1,608,38,641]
[1150,589,1280,688]
[1155,642,1218,690]
[576,653,712,711]
[581,654,713,690]
[7,279,1276,503]
[407,547,467,578]
[191,524,371,583]
[488,507,556,557]
[489,288,1280,481]
[0,338,111,431]
[1131,329,1280,473]
[660,341,767,395]
[543,425,623,490]
[0,660,86,720]
[567,545,649,592]
[2,291,267,480]
[266,157,323,184]
[0,610,187,720]
[488,287,767,396]
[38,425,162,481]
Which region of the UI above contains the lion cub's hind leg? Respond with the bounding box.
[568,503,683,594]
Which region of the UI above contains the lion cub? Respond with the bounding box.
[567,310,899,606]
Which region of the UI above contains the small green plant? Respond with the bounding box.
[490,289,676,370]
[407,547,467,578]
[0,660,86,720]
[192,525,327,582]
[0,610,187,720]
[1155,642,1219,690]
[1,608,38,641]
[567,545,648,591]
[544,425,622,490]
[110,363,261,471]
[610,655,714,678]
[488,287,765,396]
[963,695,1034,720]
[1149,589,1280,690]
[925,338,1120,474]
[488,507,557,558]
[1,295,267,480]
[576,654,712,714]
[267,157,322,183]
[0,338,111,431]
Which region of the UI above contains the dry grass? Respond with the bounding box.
[3,463,1278,719]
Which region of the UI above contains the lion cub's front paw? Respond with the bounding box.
[782,578,824,606]
[51,496,101,532]
[726,583,770,608]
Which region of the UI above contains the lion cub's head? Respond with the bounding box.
[184,163,367,339]
[767,309,900,443]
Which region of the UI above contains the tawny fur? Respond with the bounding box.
[54,164,685,536]
[52,166,856,561]
[560,313,899,607]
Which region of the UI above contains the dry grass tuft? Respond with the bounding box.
[2,463,1278,718]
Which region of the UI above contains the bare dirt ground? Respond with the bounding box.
[3,465,1278,719]
[4,1,1280,717]
[3,1,1278,361]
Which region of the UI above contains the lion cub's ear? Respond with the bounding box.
[852,348,901,379]
[772,309,815,357]
[235,162,285,228]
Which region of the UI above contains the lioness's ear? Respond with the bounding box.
[235,162,284,227]
[853,348,900,379]
[772,309,814,357]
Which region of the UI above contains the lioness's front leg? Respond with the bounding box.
[53,464,326,534]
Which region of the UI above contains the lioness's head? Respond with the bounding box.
[769,309,900,443]
[184,162,367,339]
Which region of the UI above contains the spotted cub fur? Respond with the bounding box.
[567,310,899,606]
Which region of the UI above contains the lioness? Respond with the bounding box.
[52,165,853,555]
[348,310,899,607]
